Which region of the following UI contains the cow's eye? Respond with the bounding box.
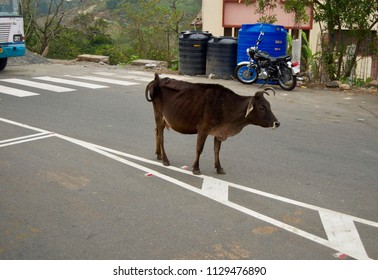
[259,106,267,112]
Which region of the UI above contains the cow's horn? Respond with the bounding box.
[263,87,276,96]
[245,97,254,117]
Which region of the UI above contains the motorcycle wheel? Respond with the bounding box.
[235,64,258,84]
[278,65,297,91]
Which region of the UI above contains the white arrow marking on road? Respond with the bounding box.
[202,177,229,202]
[319,211,369,260]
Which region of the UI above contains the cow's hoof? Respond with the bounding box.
[216,168,226,175]
[193,169,201,175]
[163,161,170,166]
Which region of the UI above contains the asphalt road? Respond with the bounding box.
[0,62,377,260]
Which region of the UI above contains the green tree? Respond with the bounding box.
[313,0,378,80]
[22,0,75,56]
[48,13,114,60]
[23,0,201,63]
[338,0,378,78]
[117,0,197,61]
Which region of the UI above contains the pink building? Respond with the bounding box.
[202,1,313,41]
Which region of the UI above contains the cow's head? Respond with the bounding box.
[245,87,280,129]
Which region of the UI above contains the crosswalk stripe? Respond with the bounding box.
[92,72,114,76]
[0,85,40,97]
[94,71,192,82]
[1,78,75,93]
[34,76,109,89]
[120,75,153,82]
[125,71,153,77]
[94,71,152,82]
[0,72,147,98]
[65,75,139,86]
[126,70,193,81]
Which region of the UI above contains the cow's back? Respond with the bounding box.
[150,77,247,134]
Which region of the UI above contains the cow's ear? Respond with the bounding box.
[254,91,264,99]
[245,97,254,117]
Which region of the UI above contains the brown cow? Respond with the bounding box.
[145,74,279,175]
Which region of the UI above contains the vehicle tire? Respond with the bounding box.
[235,64,258,84]
[0,58,7,71]
[278,65,297,91]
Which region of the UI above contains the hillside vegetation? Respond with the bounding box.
[24,0,202,68]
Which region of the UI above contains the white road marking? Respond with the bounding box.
[0,72,190,98]
[92,72,115,76]
[125,71,193,80]
[1,78,75,92]
[160,74,193,80]
[55,136,375,259]
[202,177,229,202]
[94,71,193,81]
[122,75,153,82]
[52,135,378,260]
[1,117,377,259]
[94,72,152,82]
[319,211,369,260]
[0,132,48,144]
[0,118,50,133]
[65,75,139,86]
[94,72,153,82]
[34,76,109,89]
[0,85,39,97]
[0,133,54,147]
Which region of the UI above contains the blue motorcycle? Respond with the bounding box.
[235,32,300,91]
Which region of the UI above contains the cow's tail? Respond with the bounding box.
[145,73,160,102]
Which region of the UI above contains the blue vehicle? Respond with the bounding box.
[0,0,25,71]
[235,31,300,91]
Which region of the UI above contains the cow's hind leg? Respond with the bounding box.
[192,132,208,175]
[155,127,162,160]
[154,114,170,166]
[214,137,225,174]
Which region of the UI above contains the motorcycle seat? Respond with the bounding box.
[271,55,292,63]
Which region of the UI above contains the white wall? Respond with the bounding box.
[202,0,224,36]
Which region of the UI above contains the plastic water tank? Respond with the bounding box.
[179,31,212,75]
[237,23,287,63]
[206,37,238,80]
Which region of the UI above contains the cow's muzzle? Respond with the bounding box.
[272,121,280,129]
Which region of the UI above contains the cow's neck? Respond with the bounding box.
[209,98,251,141]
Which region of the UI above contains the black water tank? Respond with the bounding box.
[179,31,212,75]
[206,37,238,80]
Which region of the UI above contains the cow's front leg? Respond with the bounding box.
[193,132,208,175]
[214,137,225,174]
